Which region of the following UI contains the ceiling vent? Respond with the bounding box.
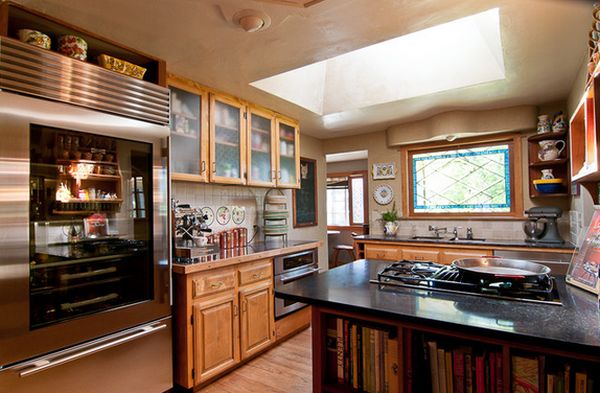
[233,9,272,33]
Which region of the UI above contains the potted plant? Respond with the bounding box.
[381,202,399,236]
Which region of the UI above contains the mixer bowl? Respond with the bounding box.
[523,220,545,240]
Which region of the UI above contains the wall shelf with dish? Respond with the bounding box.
[527,126,571,199]
[0,2,166,85]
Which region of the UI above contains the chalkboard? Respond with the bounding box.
[293,157,317,227]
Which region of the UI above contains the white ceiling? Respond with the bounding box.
[17,0,591,139]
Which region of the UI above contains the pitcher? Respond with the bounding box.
[538,140,565,161]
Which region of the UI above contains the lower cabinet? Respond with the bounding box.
[193,292,239,383]
[362,242,491,264]
[175,259,276,389]
[239,280,275,359]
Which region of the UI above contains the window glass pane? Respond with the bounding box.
[412,144,511,213]
[327,188,349,226]
[351,177,365,224]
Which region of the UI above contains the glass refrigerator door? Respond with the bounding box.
[29,124,154,329]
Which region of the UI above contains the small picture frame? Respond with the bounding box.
[566,210,600,295]
[372,162,396,180]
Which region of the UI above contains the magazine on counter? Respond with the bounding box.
[566,210,600,295]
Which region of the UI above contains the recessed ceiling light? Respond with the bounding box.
[250,8,505,116]
[233,9,272,33]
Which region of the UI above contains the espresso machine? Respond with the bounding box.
[523,207,564,244]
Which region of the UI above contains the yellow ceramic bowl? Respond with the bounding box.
[533,178,563,184]
[98,54,147,80]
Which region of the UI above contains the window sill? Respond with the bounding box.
[400,215,527,221]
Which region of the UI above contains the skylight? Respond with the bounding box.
[250,8,505,116]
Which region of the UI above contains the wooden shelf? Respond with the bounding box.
[215,140,238,148]
[59,198,122,203]
[57,159,118,166]
[280,135,295,142]
[251,148,270,154]
[252,127,271,135]
[530,193,570,198]
[527,130,567,142]
[529,158,568,167]
[215,123,239,132]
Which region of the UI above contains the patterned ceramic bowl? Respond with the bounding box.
[17,29,51,50]
[98,54,147,80]
[57,35,88,61]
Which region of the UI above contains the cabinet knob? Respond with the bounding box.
[200,161,206,174]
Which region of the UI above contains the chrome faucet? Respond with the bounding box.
[451,226,463,240]
[466,227,474,240]
[428,225,447,238]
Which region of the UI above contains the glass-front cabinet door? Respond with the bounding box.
[210,94,246,185]
[276,117,300,188]
[168,76,209,182]
[247,106,276,187]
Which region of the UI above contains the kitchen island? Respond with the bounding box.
[276,259,600,393]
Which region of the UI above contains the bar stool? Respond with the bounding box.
[331,232,358,268]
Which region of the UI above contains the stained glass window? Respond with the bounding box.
[412,144,511,213]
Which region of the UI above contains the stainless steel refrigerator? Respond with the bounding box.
[0,91,172,393]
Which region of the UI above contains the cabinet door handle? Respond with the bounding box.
[271,170,276,181]
[278,170,282,180]
[210,281,224,288]
[241,299,247,313]
[211,162,216,173]
[200,161,206,174]
[233,304,238,316]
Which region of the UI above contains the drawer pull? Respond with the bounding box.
[252,272,263,279]
[210,281,224,288]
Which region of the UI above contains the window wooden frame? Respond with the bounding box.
[400,134,523,219]
[326,170,369,229]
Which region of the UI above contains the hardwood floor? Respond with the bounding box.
[198,328,312,393]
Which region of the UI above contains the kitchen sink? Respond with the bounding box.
[410,235,444,240]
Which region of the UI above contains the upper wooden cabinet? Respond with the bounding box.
[168,74,300,188]
[210,93,247,185]
[570,73,600,201]
[276,117,300,188]
[247,106,277,187]
[168,75,210,182]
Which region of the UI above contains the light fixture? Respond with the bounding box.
[445,135,457,142]
[233,9,272,33]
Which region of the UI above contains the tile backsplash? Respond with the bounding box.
[371,215,572,243]
[172,182,268,239]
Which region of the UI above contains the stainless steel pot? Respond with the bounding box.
[452,257,551,280]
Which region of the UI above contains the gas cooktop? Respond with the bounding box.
[371,260,562,306]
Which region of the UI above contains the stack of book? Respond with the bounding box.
[420,340,503,393]
[326,318,399,393]
[512,354,595,393]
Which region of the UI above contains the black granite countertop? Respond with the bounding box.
[276,259,600,352]
[354,234,575,250]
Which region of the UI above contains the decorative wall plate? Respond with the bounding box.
[372,163,396,180]
[232,206,246,225]
[216,206,231,225]
[373,185,393,205]
[200,207,214,226]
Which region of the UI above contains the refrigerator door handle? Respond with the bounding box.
[15,323,167,377]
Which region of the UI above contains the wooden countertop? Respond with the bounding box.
[172,240,322,274]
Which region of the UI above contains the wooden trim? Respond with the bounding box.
[275,117,301,188]
[168,73,210,182]
[293,157,318,228]
[327,225,364,232]
[275,306,311,341]
[402,134,524,219]
[326,170,369,226]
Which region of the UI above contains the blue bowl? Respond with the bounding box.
[534,183,563,193]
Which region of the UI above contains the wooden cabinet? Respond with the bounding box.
[247,106,277,187]
[239,280,275,359]
[175,259,276,389]
[168,74,210,182]
[276,116,300,188]
[364,243,402,261]
[570,73,600,202]
[209,93,247,185]
[192,292,239,384]
[361,242,492,264]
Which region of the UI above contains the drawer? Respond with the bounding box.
[402,248,439,262]
[192,268,236,298]
[364,244,402,261]
[238,260,273,286]
[439,249,491,265]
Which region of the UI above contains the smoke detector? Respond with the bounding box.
[233,9,272,33]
